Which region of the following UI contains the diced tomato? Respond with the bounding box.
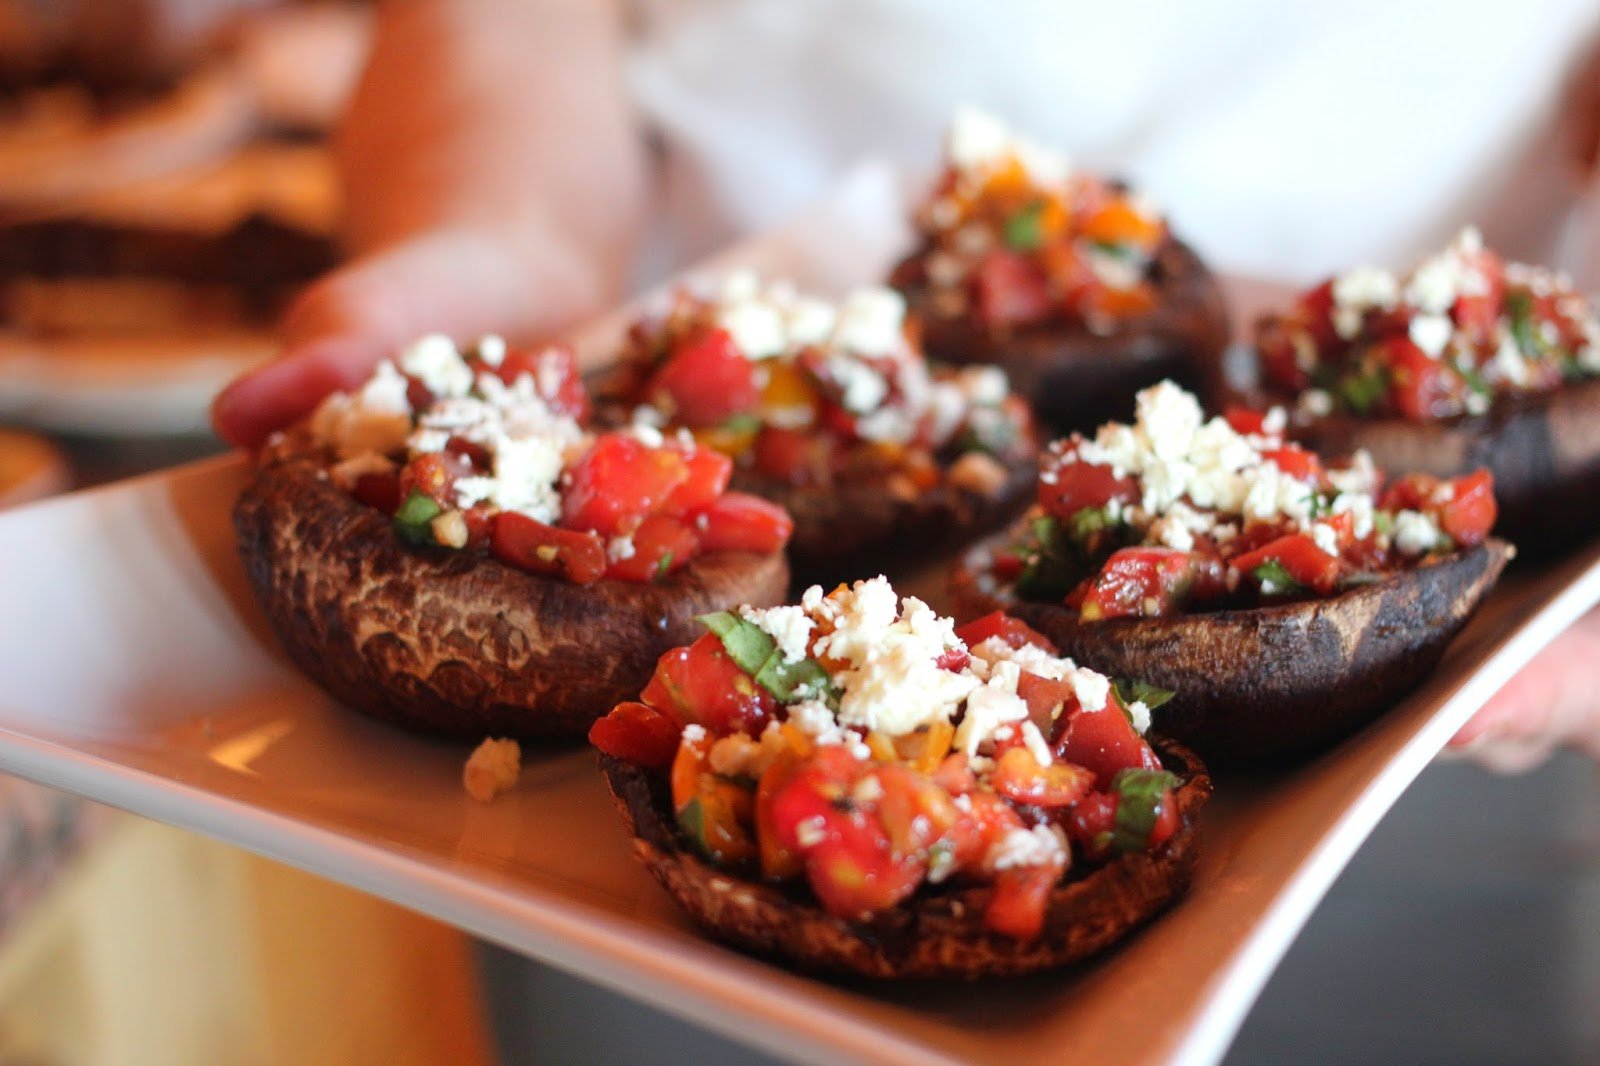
[1038,457,1140,522]
[443,436,493,472]
[647,327,761,427]
[1054,700,1162,791]
[639,633,775,736]
[562,432,689,536]
[461,505,494,550]
[1078,548,1197,620]
[1224,406,1268,437]
[1378,471,1436,512]
[588,701,682,769]
[488,512,608,584]
[974,249,1055,329]
[398,451,472,508]
[990,748,1094,808]
[1450,247,1506,343]
[351,470,401,514]
[1378,337,1456,420]
[696,492,794,554]
[1255,316,1313,393]
[815,400,861,442]
[1438,469,1496,546]
[1263,444,1322,483]
[954,611,1058,654]
[752,425,834,486]
[985,861,1063,941]
[1016,671,1078,730]
[496,345,590,419]
[1080,196,1164,250]
[1063,790,1118,862]
[754,751,804,880]
[1148,787,1181,849]
[935,647,970,673]
[662,445,732,516]
[606,513,700,581]
[932,752,977,796]
[766,748,923,918]
[1297,278,1340,351]
[1230,533,1342,595]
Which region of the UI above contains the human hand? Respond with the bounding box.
[211,0,645,449]
[1449,606,1600,771]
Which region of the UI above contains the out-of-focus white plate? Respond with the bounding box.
[0,163,1595,1065]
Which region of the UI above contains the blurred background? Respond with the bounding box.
[0,2,1597,1064]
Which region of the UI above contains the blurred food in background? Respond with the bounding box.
[0,0,369,435]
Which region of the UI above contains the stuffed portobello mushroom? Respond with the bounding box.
[591,577,1209,979]
[1248,227,1600,555]
[236,335,791,739]
[889,107,1231,434]
[951,381,1511,763]
[595,272,1039,587]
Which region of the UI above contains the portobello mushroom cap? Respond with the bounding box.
[731,456,1036,591]
[598,736,1209,980]
[892,238,1232,434]
[951,534,1513,764]
[1281,377,1600,557]
[235,451,789,739]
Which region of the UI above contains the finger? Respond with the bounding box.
[210,334,385,448]
[213,230,591,448]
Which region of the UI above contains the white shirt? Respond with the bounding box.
[628,0,1600,282]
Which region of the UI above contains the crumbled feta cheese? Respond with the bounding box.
[1126,701,1152,735]
[946,105,1070,185]
[987,824,1068,871]
[477,334,506,368]
[607,534,636,562]
[1490,328,1530,387]
[1408,313,1454,358]
[1298,388,1334,418]
[1330,492,1375,538]
[1310,521,1340,556]
[953,660,1030,756]
[463,738,520,803]
[1020,721,1054,765]
[1331,266,1399,339]
[1393,509,1444,555]
[828,355,890,413]
[400,334,474,399]
[681,723,707,744]
[831,286,907,357]
[794,815,827,848]
[739,605,815,664]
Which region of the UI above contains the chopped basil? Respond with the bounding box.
[1507,290,1540,358]
[1303,492,1330,520]
[1089,240,1140,264]
[1003,202,1046,251]
[1114,678,1176,715]
[656,552,674,578]
[1067,504,1117,544]
[1013,515,1079,601]
[697,611,839,706]
[1337,570,1387,589]
[393,490,442,546]
[1459,364,1492,399]
[1110,768,1180,854]
[676,796,710,856]
[720,412,764,436]
[1251,558,1301,593]
[1336,366,1388,415]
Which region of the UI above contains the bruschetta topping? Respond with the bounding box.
[590,578,1182,938]
[610,272,1034,491]
[302,335,793,584]
[903,106,1169,333]
[984,382,1498,618]
[1257,227,1600,419]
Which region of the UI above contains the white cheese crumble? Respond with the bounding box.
[739,605,815,664]
[946,105,1070,186]
[400,334,474,399]
[986,824,1068,872]
[1408,313,1453,358]
[1331,266,1399,340]
[1393,510,1445,555]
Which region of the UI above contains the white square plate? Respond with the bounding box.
[3,164,1598,1065]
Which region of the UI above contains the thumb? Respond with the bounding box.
[211,227,603,448]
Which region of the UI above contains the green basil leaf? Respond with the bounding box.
[1251,558,1301,593]
[676,796,709,855]
[655,551,674,578]
[1110,768,1180,855]
[697,612,839,705]
[393,490,442,546]
[1114,678,1176,714]
[1003,202,1046,251]
[1507,290,1539,357]
[1336,366,1388,414]
[720,412,764,435]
